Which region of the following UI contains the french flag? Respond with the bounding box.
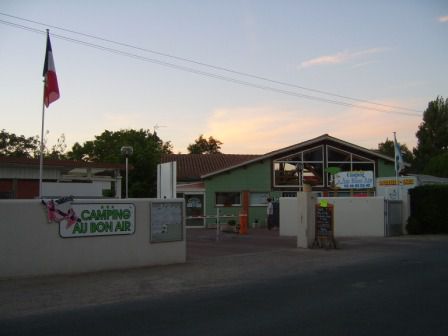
[42,32,60,107]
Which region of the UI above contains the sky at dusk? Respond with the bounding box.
[1,1,447,154]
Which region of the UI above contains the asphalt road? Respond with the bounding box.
[1,235,448,336]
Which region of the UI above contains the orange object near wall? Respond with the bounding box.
[242,191,249,213]
[239,213,248,235]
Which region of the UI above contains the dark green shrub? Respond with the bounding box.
[409,185,448,234]
[406,216,423,234]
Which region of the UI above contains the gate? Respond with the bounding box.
[384,200,403,236]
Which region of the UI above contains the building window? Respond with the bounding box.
[274,162,300,186]
[326,146,375,188]
[215,192,241,206]
[327,147,351,161]
[273,146,324,187]
[250,192,270,206]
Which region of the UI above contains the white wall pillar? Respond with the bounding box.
[297,192,316,248]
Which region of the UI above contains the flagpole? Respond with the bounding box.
[39,28,60,198]
[393,132,398,183]
[393,131,400,200]
[39,29,50,199]
[39,74,46,199]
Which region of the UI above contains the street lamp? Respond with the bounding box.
[120,146,133,198]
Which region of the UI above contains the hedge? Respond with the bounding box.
[407,185,448,234]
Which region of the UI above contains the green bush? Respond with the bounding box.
[406,216,423,234]
[409,185,448,234]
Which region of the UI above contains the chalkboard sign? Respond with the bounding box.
[150,201,184,243]
[313,204,336,249]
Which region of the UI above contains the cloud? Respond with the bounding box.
[438,16,448,23]
[328,104,420,149]
[299,48,386,69]
[205,106,322,153]
[203,103,420,154]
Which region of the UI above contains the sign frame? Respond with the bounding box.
[313,203,336,249]
[150,200,184,243]
[59,202,136,238]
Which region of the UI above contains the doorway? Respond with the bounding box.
[185,193,205,227]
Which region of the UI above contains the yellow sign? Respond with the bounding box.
[319,199,328,208]
[378,178,416,186]
[378,179,398,186]
[402,178,416,185]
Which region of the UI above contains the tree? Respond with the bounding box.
[0,129,67,159]
[47,134,68,160]
[0,129,40,158]
[413,96,448,172]
[377,138,414,163]
[66,129,173,197]
[187,135,223,154]
[423,152,448,177]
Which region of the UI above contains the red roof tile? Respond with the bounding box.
[160,154,260,181]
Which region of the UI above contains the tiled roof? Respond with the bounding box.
[160,154,260,181]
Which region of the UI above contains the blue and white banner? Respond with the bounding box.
[394,133,405,174]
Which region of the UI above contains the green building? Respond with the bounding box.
[161,134,396,228]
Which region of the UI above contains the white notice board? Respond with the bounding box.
[150,201,183,243]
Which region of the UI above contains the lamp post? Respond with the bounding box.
[120,146,133,198]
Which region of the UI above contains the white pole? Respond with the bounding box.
[38,81,46,199]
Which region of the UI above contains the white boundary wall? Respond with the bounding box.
[0,199,186,278]
[279,197,299,237]
[280,195,385,240]
[320,197,385,237]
